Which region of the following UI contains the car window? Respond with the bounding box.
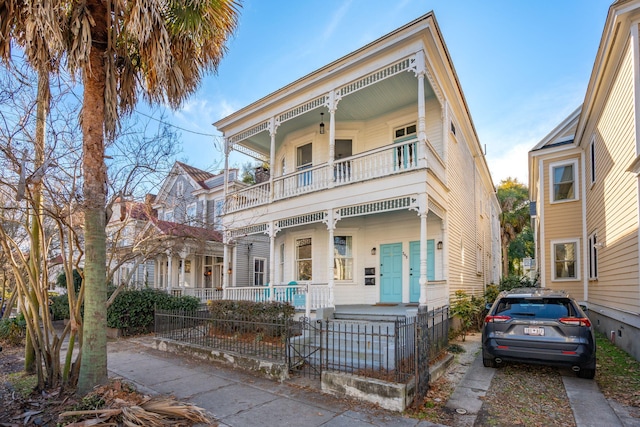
[495,298,574,319]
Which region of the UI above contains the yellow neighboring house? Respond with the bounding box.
[529,0,640,360]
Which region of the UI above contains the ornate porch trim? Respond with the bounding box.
[339,196,416,218]
[337,57,412,97]
[228,223,269,238]
[276,211,325,229]
[428,199,445,219]
[278,95,328,123]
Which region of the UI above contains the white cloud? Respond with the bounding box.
[322,1,352,42]
[486,143,531,187]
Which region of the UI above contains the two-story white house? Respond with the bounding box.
[214,12,501,312]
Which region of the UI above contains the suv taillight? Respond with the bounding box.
[559,317,591,327]
[485,315,511,323]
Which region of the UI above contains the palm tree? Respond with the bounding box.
[1,0,240,394]
[497,178,530,276]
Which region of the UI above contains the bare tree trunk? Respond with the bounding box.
[77,8,109,393]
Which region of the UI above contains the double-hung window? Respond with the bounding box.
[552,239,579,280]
[254,257,266,286]
[333,236,353,281]
[296,238,312,281]
[550,160,578,203]
[588,232,598,280]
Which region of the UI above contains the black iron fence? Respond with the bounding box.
[154,305,449,387]
[155,308,288,361]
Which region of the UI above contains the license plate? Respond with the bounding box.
[524,327,545,336]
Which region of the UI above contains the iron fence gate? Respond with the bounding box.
[287,317,323,378]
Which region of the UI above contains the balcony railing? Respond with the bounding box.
[226,139,422,213]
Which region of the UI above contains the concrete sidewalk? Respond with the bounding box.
[106,337,445,427]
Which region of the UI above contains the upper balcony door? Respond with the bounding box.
[334,139,352,182]
[394,123,417,169]
[297,143,313,187]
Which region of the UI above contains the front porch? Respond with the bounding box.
[176,280,448,318]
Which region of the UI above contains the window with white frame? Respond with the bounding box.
[550,160,578,202]
[296,237,312,281]
[333,236,353,281]
[588,232,598,280]
[213,199,224,230]
[164,210,174,222]
[176,180,184,197]
[393,123,417,142]
[186,203,197,225]
[590,136,596,184]
[254,257,266,286]
[552,239,579,280]
[476,244,483,275]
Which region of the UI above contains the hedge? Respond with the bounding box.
[107,288,200,335]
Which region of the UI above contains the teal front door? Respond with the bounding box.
[380,243,403,303]
[409,240,435,303]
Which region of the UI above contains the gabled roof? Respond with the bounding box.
[175,161,216,190]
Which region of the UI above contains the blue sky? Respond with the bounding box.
[147,0,612,187]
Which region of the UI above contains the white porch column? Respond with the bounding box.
[269,221,279,286]
[223,137,230,199]
[179,249,187,291]
[269,117,278,202]
[223,234,230,299]
[414,50,427,167]
[326,90,340,189]
[324,209,338,308]
[167,253,174,294]
[418,195,429,308]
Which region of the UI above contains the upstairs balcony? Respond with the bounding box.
[226,136,445,214]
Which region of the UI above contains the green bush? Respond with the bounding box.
[499,274,538,291]
[107,289,199,335]
[0,313,26,345]
[206,300,295,338]
[56,269,83,294]
[50,294,70,321]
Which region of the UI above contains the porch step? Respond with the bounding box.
[333,312,408,322]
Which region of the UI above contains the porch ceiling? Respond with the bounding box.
[236,72,435,156]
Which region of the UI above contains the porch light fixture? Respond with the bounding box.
[437,241,443,250]
[319,112,325,134]
[227,268,232,274]
[371,247,376,255]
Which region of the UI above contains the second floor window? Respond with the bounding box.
[551,161,577,202]
[186,203,197,225]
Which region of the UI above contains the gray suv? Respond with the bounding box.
[482,288,596,379]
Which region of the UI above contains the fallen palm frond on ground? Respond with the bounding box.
[58,380,214,426]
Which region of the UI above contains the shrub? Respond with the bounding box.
[206,300,295,338]
[0,313,26,345]
[50,294,70,321]
[56,269,83,294]
[107,289,199,335]
[499,274,538,291]
[451,290,481,341]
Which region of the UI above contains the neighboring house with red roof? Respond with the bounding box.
[108,161,270,300]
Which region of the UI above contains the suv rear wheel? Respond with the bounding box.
[577,367,595,379]
[482,349,497,368]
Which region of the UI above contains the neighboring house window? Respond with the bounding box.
[176,180,184,197]
[333,236,353,281]
[165,210,173,222]
[550,160,578,202]
[296,237,312,280]
[279,243,285,283]
[186,203,197,225]
[213,199,224,230]
[590,136,596,184]
[476,244,483,275]
[552,239,579,280]
[254,257,266,286]
[588,232,598,280]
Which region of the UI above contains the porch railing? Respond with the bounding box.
[226,138,422,213]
